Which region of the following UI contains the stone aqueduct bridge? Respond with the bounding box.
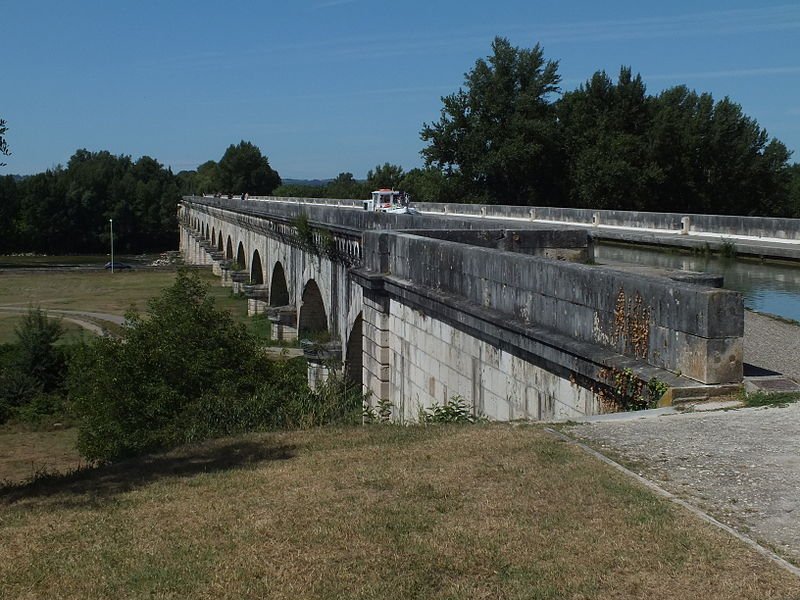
[179,195,747,422]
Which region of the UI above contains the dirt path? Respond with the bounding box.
[0,306,124,336]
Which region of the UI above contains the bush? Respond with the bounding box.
[68,271,362,461]
[69,270,273,461]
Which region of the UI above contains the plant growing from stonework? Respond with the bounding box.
[419,395,480,424]
[292,212,317,254]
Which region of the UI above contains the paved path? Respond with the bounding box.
[745,311,800,382]
[567,403,800,565]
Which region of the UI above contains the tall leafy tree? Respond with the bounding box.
[421,37,563,204]
[366,163,404,190]
[218,141,281,196]
[0,118,10,167]
[559,67,663,210]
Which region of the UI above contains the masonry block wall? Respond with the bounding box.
[386,300,598,422]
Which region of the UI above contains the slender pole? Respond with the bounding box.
[110,218,114,274]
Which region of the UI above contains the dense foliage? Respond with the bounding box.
[178,141,281,197]
[1,140,282,254]
[68,271,361,462]
[1,151,180,253]
[421,37,800,215]
[0,308,68,424]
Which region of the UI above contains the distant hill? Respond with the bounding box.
[282,178,334,187]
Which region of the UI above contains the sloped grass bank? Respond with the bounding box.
[2,424,798,599]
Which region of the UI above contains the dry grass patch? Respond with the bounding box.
[1,424,799,599]
[0,427,82,484]
[0,269,179,315]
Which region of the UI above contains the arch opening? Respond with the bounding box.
[236,242,246,270]
[217,231,224,252]
[298,280,328,336]
[345,313,363,389]
[226,236,234,260]
[270,262,290,306]
[251,249,264,284]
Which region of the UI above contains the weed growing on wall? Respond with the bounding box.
[419,395,481,424]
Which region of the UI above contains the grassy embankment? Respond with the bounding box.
[0,266,258,344]
[2,424,799,599]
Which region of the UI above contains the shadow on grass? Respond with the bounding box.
[0,438,296,506]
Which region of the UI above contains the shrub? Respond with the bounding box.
[69,270,272,461]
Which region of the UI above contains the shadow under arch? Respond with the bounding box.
[251,249,264,284]
[298,279,328,336]
[345,312,363,388]
[236,242,246,271]
[217,231,224,252]
[226,236,234,260]
[270,262,290,306]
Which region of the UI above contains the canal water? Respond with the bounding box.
[595,243,800,323]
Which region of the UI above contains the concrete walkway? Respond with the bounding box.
[745,311,800,382]
[566,402,800,566]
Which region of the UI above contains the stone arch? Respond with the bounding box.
[251,249,264,284]
[226,236,234,260]
[236,241,246,270]
[298,279,328,336]
[345,313,363,388]
[270,262,290,306]
[211,227,215,244]
[217,231,224,252]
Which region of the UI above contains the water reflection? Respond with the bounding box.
[595,244,800,322]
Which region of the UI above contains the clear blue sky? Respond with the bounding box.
[3,1,799,179]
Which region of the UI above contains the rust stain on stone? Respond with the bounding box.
[612,287,651,360]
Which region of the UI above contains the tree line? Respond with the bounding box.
[416,38,800,216]
[0,141,281,254]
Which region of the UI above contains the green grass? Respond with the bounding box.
[1,425,799,599]
[0,313,89,345]
[743,391,800,408]
[0,267,259,343]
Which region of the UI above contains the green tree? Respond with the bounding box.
[399,167,453,203]
[218,141,281,196]
[325,172,366,198]
[421,37,563,204]
[0,307,66,423]
[365,163,404,190]
[558,67,663,210]
[194,160,221,194]
[647,87,792,215]
[0,118,10,167]
[0,175,19,250]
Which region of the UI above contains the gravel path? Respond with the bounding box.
[567,403,800,564]
[744,311,800,381]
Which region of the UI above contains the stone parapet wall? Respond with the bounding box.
[208,195,800,242]
[362,230,743,385]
